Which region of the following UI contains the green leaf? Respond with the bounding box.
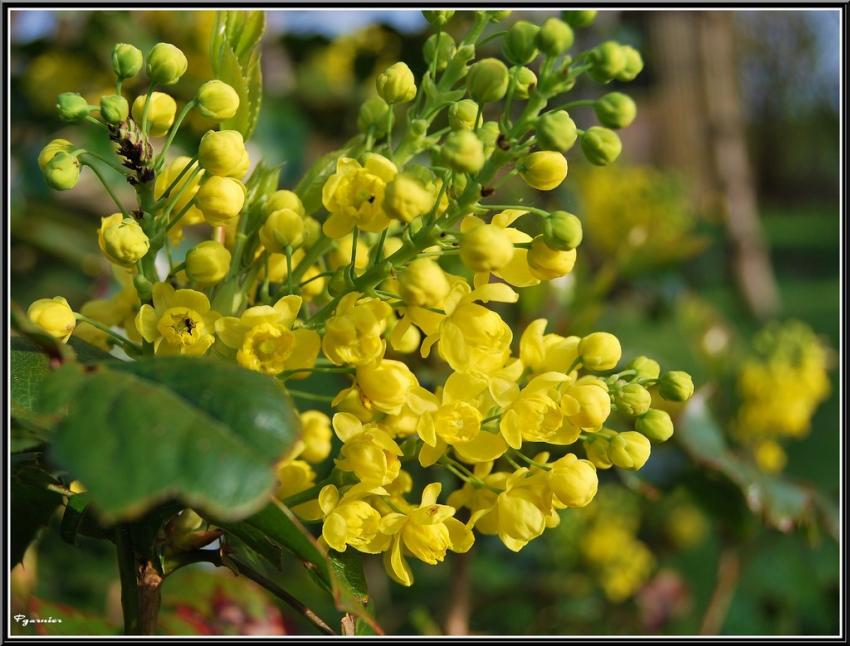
[11,459,63,566]
[42,357,300,523]
[295,135,364,216]
[678,391,838,538]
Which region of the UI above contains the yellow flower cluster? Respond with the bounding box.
[734,320,830,473]
[26,14,695,588]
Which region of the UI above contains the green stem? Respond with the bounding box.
[480,203,548,217]
[82,161,130,218]
[75,313,142,354]
[115,526,140,635]
[161,167,202,220]
[85,115,108,130]
[291,235,333,285]
[80,151,130,176]
[286,388,335,403]
[285,246,294,295]
[165,199,196,233]
[511,449,552,471]
[157,157,198,205]
[156,99,197,169]
[550,98,596,113]
[282,482,327,507]
[140,85,156,137]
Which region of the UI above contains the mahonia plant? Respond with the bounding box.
[30,10,695,588]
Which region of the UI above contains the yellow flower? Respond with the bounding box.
[131,92,176,137]
[579,331,621,371]
[322,154,398,238]
[154,156,205,241]
[196,80,240,121]
[420,281,518,375]
[355,359,435,416]
[753,440,787,474]
[318,483,391,553]
[561,375,611,429]
[198,129,250,179]
[275,459,321,520]
[397,258,451,308]
[260,208,304,251]
[519,318,581,375]
[215,295,319,375]
[500,372,579,449]
[297,410,333,464]
[518,151,568,190]
[332,413,403,485]
[135,283,218,356]
[383,172,437,223]
[607,431,651,470]
[264,189,306,218]
[548,453,598,508]
[322,292,392,366]
[527,235,577,280]
[380,483,474,586]
[459,222,514,272]
[461,211,540,288]
[195,176,246,226]
[326,233,371,273]
[97,214,150,267]
[492,468,556,552]
[376,61,417,104]
[185,240,231,287]
[74,298,123,350]
[28,296,76,342]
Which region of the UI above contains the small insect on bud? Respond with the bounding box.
[146,42,188,86]
[580,126,622,166]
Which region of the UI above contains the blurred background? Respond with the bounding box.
[9,9,841,636]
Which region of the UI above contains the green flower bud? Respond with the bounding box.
[260,208,304,251]
[196,80,240,121]
[302,216,322,248]
[112,43,143,80]
[657,371,695,402]
[617,45,644,81]
[99,94,129,124]
[423,32,456,73]
[536,110,578,152]
[146,42,188,86]
[422,10,455,27]
[43,150,80,190]
[562,10,597,28]
[584,430,614,469]
[594,92,637,129]
[357,96,389,135]
[518,151,568,191]
[456,44,476,64]
[580,126,622,166]
[327,269,350,297]
[38,139,75,170]
[502,20,540,65]
[635,409,674,442]
[376,62,416,104]
[131,92,177,137]
[264,190,305,219]
[628,356,661,380]
[608,431,651,469]
[485,10,512,22]
[185,240,231,286]
[527,235,576,280]
[588,41,626,84]
[467,58,509,104]
[101,216,150,266]
[478,121,501,157]
[512,66,538,100]
[441,130,485,174]
[448,99,480,130]
[409,119,428,141]
[543,210,583,251]
[56,92,91,122]
[384,172,436,224]
[536,17,574,56]
[579,332,622,371]
[614,383,652,417]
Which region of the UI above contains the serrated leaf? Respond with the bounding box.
[294,136,364,216]
[42,358,300,523]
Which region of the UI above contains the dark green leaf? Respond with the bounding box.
[11,462,63,566]
[42,358,300,523]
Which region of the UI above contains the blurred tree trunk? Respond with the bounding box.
[649,11,780,319]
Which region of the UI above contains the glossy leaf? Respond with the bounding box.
[11,458,64,566]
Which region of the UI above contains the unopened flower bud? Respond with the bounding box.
[357,96,390,135]
[422,10,455,27]
[536,110,578,152]
[503,20,540,65]
[614,383,652,417]
[302,216,321,247]
[581,126,622,166]
[376,62,416,104]
[584,431,614,469]
[635,408,674,442]
[486,10,512,22]
[43,150,80,190]
[478,121,501,157]
[543,210,583,251]
[467,58,509,103]
[198,129,249,178]
[28,297,76,342]
[131,92,177,137]
[112,43,143,80]
[260,208,304,251]
[442,130,485,174]
[579,332,622,371]
[550,453,598,508]
[448,99,480,131]
[56,92,91,122]
[512,66,538,100]
[657,371,695,402]
[196,80,240,121]
[617,45,644,81]
[398,258,450,307]
[100,94,129,124]
[527,235,576,280]
[186,240,231,286]
[608,431,651,469]
[39,139,75,170]
[195,176,246,225]
[384,172,435,223]
[264,189,305,218]
[562,10,597,28]
[588,41,626,84]
[518,151,568,191]
[99,215,150,266]
[423,32,456,72]
[628,356,661,380]
[460,223,514,272]
[146,42,187,86]
[594,92,637,129]
[537,17,574,56]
